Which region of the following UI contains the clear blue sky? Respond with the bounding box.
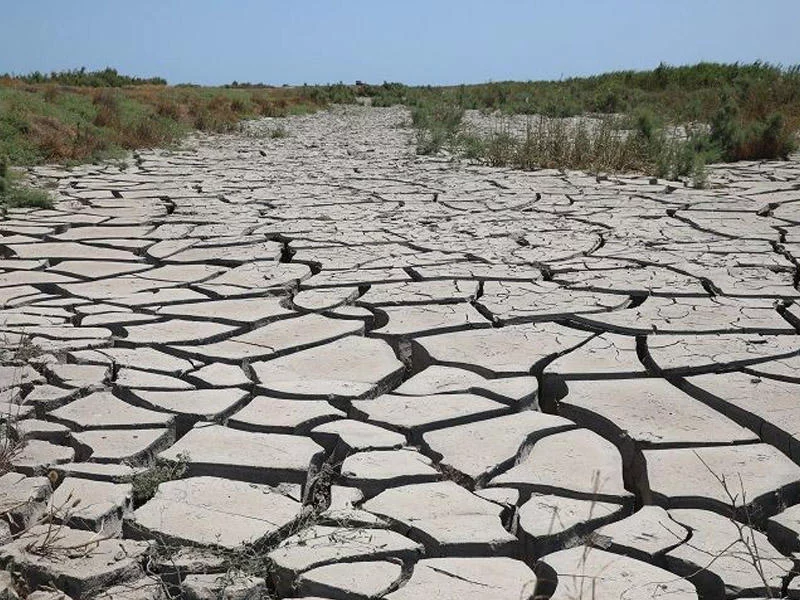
[2,0,799,86]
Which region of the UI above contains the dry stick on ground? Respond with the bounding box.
[22,491,117,558]
[533,471,621,600]
[0,334,38,476]
[549,458,790,600]
[142,455,353,593]
[691,450,788,598]
[624,453,793,600]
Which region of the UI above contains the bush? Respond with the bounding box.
[633,107,661,142]
[711,101,797,161]
[439,115,715,181]
[416,127,448,155]
[411,101,465,155]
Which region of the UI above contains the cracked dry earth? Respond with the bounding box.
[3,106,800,600]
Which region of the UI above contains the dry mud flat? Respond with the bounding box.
[2,105,800,599]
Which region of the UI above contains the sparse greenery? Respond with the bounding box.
[131,452,189,506]
[269,124,290,139]
[449,116,716,183]
[412,100,464,155]
[0,156,52,209]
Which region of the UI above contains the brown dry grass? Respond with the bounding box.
[0,81,339,165]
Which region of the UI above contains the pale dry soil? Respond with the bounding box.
[2,106,800,600]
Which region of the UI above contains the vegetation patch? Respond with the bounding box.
[363,62,800,178]
[130,452,189,506]
[2,63,798,180]
[0,156,52,209]
[0,69,357,166]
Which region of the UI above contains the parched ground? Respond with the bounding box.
[3,105,800,599]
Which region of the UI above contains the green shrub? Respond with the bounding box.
[633,108,661,142]
[411,101,465,155]
[456,132,487,160]
[711,101,797,161]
